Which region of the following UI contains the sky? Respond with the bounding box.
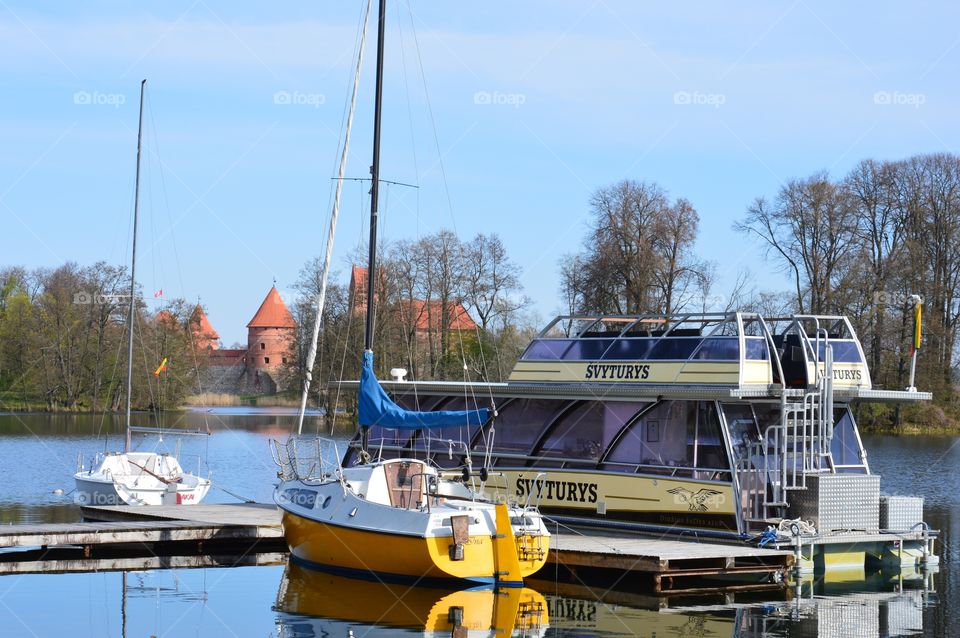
[1,1,958,345]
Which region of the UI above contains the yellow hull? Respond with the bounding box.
[281,507,549,583]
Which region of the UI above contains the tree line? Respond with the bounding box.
[0,262,202,410]
[735,153,960,425]
[7,153,959,428]
[557,154,960,427]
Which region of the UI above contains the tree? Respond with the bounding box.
[560,180,708,315]
[735,172,859,314]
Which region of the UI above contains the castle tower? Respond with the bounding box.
[246,286,296,374]
[189,304,221,351]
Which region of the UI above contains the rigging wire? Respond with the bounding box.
[296,0,374,436]
[401,0,496,422]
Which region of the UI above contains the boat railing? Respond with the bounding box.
[742,336,839,529]
[270,437,343,483]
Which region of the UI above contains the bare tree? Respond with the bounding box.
[735,172,859,314]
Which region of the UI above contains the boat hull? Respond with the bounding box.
[74,452,211,506]
[277,478,549,584]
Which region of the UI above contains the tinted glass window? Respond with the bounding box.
[538,401,647,463]
[815,340,862,363]
[647,338,701,360]
[831,408,865,469]
[723,403,760,465]
[487,399,566,456]
[693,338,740,360]
[521,339,573,360]
[744,338,769,360]
[607,401,728,475]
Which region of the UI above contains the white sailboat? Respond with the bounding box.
[272,0,549,585]
[74,80,211,507]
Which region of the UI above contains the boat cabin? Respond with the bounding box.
[344,312,928,541]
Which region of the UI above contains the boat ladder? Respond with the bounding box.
[740,332,837,529]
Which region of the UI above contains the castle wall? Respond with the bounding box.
[197,361,279,396]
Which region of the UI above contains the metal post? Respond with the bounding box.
[125,79,146,454]
[907,295,922,392]
[364,0,387,352]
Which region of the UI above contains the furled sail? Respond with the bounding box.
[358,351,489,429]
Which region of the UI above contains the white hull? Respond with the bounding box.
[74,452,211,506]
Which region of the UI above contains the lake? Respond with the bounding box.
[0,409,953,637]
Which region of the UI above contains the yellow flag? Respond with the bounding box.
[913,302,922,351]
[154,357,168,377]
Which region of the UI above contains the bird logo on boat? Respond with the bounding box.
[667,487,723,511]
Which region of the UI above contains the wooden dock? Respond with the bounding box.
[0,504,791,593]
[549,533,792,593]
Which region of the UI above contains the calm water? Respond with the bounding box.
[0,410,955,637]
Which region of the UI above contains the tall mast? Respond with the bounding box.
[364,0,387,352]
[295,0,373,435]
[125,79,146,453]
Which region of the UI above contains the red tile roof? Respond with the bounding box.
[190,305,220,340]
[399,300,478,331]
[247,286,297,328]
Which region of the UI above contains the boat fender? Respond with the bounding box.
[479,467,489,482]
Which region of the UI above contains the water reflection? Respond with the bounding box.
[0,410,343,524]
[0,557,938,636]
[274,561,549,637]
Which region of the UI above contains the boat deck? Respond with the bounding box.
[0,504,792,592]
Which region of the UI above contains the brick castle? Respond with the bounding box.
[188,286,297,396]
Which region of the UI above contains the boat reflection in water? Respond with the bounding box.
[274,559,930,637]
[273,561,549,638]
[530,567,932,637]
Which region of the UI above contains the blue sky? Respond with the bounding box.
[2,1,958,345]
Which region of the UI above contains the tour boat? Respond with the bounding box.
[343,310,939,572]
[73,80,211,507]
[272,0,549,586]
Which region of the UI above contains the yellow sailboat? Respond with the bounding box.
[272,425,550,585]
[272,0,549,586]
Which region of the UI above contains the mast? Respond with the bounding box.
[295,0,373,435]
[125,79,146,453]
[364,0,387,352]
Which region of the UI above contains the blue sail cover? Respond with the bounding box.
[358,351,489,429]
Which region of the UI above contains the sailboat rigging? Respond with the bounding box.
[272,0,549,586]
[74,80,212,507]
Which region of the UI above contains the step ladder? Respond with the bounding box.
[740,333,837,529]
